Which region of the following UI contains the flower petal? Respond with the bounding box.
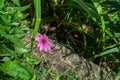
[39,43,44,51]
[35,33,52,52]
[35,33,42,41]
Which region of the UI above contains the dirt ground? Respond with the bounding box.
[20,30,114,80]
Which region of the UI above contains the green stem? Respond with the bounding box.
[100,16,105,50]
[31,0,41,50]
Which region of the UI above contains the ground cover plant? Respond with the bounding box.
[0,0,120,80]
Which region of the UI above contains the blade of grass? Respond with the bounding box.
[73,0,100,22]
[105,29,118,44]
[95,47,119,57]
[92,0,118,47]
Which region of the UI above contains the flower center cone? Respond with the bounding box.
[42,39,46,43]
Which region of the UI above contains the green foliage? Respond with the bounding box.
[0,0,5,9]
[0,61,32,80]
[0,0,120,79]
[73,0,100,21]
[115,67,120,80]
[95,47,119,57]
[12,0,21,6]
[0,0,32,79]
[0,0,30,51]
[0,31,25,48]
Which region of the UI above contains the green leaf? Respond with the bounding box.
[31,73,37,80]
[9,35,25,48]
[0,0,5,9]
[12,0,20,6]
[114,32,120,38]
[15,47,28,54]
[2,57,11,62]
[104,44,117,50]
[20,13,29,20]
[7,35,25,48]
[39,68,48,80]
[2,44,17,57]
[0,15,11,25]
[55,75,60,80]
[95,47,120,57]
[0,23,7,31]
[105,29,118,44]
[13,4,31,12]
[0,61,32,80]
[0,31,25,48]
[73,0,100,21]
[115,70,120,80]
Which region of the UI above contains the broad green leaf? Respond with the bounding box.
[0,23,7,31]
[95,47,119,57]
[0,15,11,25]
[12,0,20,6]
[0,61,32,80]
[19,13,29,20]
[0,31,25,48]
[13,4,31,12]
[0,0,5,9]
[6,35,25,48]
[1,44,17,57]
[15,47,28,54]
[2,57,11,62]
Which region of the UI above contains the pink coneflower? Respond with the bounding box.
[41,24,56,31]
[35,33,52,52]
[41,24,50,29]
